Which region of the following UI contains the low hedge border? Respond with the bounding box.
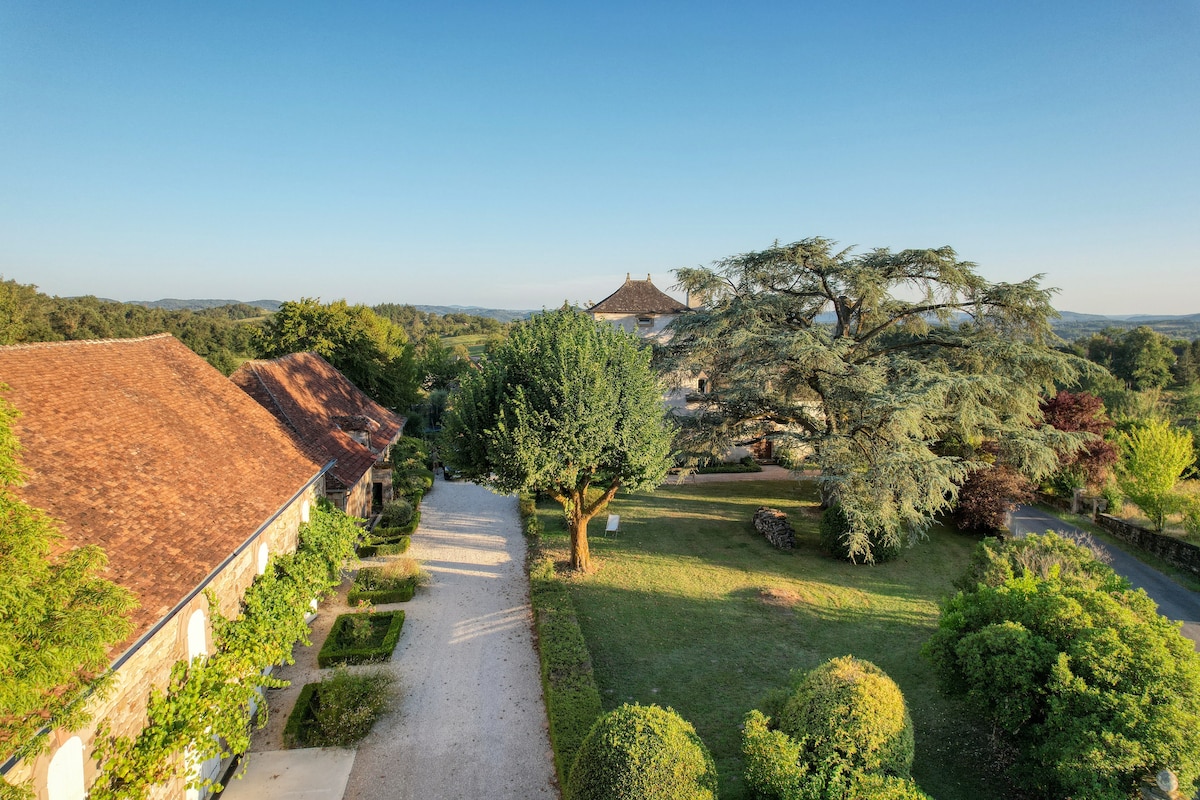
[317,610,405,667]
[356,535,411,558]
[696,462,763,474]
[519,492,603,786]
[347,575,417,605]
[283,682,320,748]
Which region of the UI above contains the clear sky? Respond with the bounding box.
[1,2,1197,314]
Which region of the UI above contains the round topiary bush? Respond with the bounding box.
[567,703,719,800]
[819,506,900,563]
[778,656,914,779]
[379,497,413,528]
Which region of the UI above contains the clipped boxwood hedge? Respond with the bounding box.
[347,568,417,604]
[283,682,320,748]
[317,610,405,667]
[356,534,412,558]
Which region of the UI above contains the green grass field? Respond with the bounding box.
[439,333,490,357]
[536,480,1009,800]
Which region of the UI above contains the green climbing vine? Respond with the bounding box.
[89,498,359,800]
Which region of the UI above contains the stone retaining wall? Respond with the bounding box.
[1095,514,1200,577]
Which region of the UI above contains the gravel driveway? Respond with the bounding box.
[342,477,558,800]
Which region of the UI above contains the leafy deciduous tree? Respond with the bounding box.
[1039,390,1119,492]
[1116,417,1195,530]
[667,238,1083,561]
[257,298,418,409]
[441,308,674,571]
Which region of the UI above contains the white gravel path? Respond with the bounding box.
[341,478,558,800]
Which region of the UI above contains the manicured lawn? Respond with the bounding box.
[536,480,1007,800]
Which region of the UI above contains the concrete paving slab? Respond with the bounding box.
[220,748,355,800]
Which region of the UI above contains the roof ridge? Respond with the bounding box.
[0,332,175,352]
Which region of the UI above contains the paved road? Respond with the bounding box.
[1010,505,1200,649]
[342,478,557,800]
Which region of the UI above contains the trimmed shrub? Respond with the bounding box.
[531,560,602,784]
[742,709,812,799]
[394,468,434,500]
[850,774,934,800]
[819,506,899,563]
[317,610,404,667]
[373,538,412,557]
[356,523,415,557]
[379,498,414,529]
[282,682,320,748]
[567,704,718,800]
[778,656,914,780]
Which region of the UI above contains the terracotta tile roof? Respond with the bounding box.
[230,353,404,490]
[588,274,689,314]
[0,334,328,647]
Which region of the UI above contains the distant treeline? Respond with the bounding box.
[0,279,511,376]
[372,303,508,338]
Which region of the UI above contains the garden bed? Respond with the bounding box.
[283,668,395,748]
[347,562,421,604]
[317,610,405,667]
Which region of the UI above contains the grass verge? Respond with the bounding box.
[536,479,1007,800]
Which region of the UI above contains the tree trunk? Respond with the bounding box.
[569,507,592,572]
[565,480,622,573]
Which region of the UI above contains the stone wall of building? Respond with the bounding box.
[12,485,321,800]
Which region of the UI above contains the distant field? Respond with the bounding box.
[440,333,490,358]
[536,480,1006,800]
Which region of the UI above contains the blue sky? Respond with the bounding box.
[2,2,1197,314]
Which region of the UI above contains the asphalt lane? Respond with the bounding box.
[1009,504,1200,649]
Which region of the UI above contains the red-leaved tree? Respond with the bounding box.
[1040,391,1119,490]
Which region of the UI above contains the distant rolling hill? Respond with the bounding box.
[133,298,283,312]
[125,299,1199,338]
[411,305,533,323]
[1052,311,1200,340]
[130,299,531,323]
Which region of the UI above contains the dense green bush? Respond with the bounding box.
[742,658,921,800]
[567,703,718,800]
[953,532,1123,594]
[695,461,763,474]
[819,506,899,563]
[378,498,414,528]
[778,657,914,780]
[394,467,434,501]
[925,535,1200,799]
[390,436,431,469]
